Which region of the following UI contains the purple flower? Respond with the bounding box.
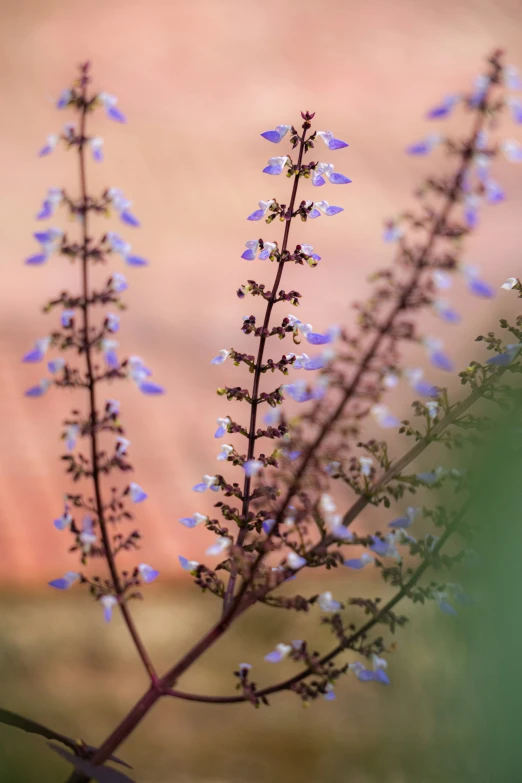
[49,571,80,590]
[36,187,63,220]
[24,379,51,398]
[303,325,340,346]
[383,223,403,242]
[90,137,104,162]
[405,368,439,398]
[98,93,126,123]
[106,231,148,266]
[205,536,232,556]
[311,162,351,186]
[101,338,119,369]
[111,272,128,292]
[129,482,148,503]
[485,180,505,204]
[470,74,489,108]
[486,343,522,366]
[79,515,97,553]
[65,424,80,451]
[192,474,219,493]
[48,358,65,374]
[263,155,289,175]
[179,512,208,528]
[138,563,159,583]
[262,519,276,534]
[318,591,342,611]
[38,134,59,157]
[100,595,118,622]
[316,131,349,150]
[56,89,72,109]
[505,65,522,90]
[344,553,373,570]
[22,337,51,363]
[405,134,442,155]
[214,416,231,438]
[106,313,120,333]
[25,227,64,265]
[388,506,418,530]
[426,94,458,120]
[107,188,139,227]
[243,459,263,477]
[423,338,455,373]
[307,199,344,218]
[464,195,479,228]
[60,310,75,328]
[211,349,230,365]
[178,555,200,572]
[502,140,522,162]
[416,471,438,484]
[264,643,292,662]
[461,265,495,298]
[433,299,461,323]
[261,125,290,143]
[283,380,314,403]
[241,240,259,261]
[247,199,275,221]
[371,404,400,429]
[53,504,73,531]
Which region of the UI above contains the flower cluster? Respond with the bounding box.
[25,63,164,635]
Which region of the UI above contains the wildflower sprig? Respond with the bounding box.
[9,51,522,783]
[25,62,163,684]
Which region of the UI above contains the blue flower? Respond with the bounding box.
[241,240,259,261]
[53,504,73,531]
[98,93,126,123]
[264,643,292,662]
[178,555,200,572]
[388,506,419,530]
[260,125,290,143]
[25,227,64,265]
[502,140,522,162]
[192,475,219,493]
[129,482,148,503]
[179,512,208,528]
[461,265,495,298]
[344,553,373,570]
[423,338,455,373]
[405,134,442,155]
[316,131,349,150]
[111,273,128,293]
[24,379,51,398]
[214,416,231,437]
[36,187,63,220]
[22,337,51,363]
[262,519,276,534]
[100,595,118,622]
[311,162,351,186]
[426,94,458,120]
[247,199,275,221]
[38,134,59,157]
[486,343,522,366]
[243,459,263,477]
[263,155,289,175]
[371,404,400,429]
[433,299,461,323]
[306,199,344,218]
[404,368,439,398]
[49,571,80,590]
[90,137,104,162]
[48,358,65,374]
[56,89,72,109]
[138,563,159,583]
[107,188,140,227]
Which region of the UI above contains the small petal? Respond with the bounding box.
[178,555,200,572]
[49,571,80,590]
[286,552,306,570]
[243,459,263,477]
[129,481,148,503]
[138,563,159,583]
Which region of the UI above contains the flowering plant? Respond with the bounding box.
[4,50,522,782]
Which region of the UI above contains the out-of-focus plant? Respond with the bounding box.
[5,50,522,782]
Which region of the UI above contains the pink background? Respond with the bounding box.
[1,0,521,583]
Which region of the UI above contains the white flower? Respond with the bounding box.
[206,536,232,556]
[217,444,234,461]
[359,456,373,477]
[318,591,341,612]
[425,401,439,420]
[501,277,518,290]
[287,552,307,570]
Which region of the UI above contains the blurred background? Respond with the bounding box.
[1,0,522,780]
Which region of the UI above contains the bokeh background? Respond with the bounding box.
[1,0,522,781]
